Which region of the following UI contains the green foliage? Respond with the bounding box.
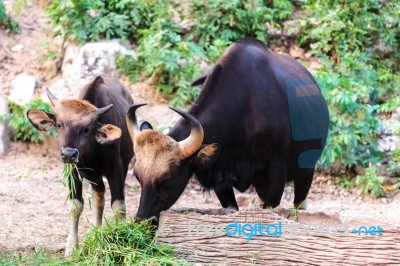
[0,0,20,33]
[46,0,156,44]
[115,1,207,107]
[0,98,56,143]
[316,52,383,168]
[14,0,26,14]
[392,149,400,162]
[386,148,400,176]
[70,219,187,265]
[355,166,386,198]
[335,176,354,189]
[294,0,400,63]
[48,0,295,107]
[187,0,293,50]
[0,251,67,265]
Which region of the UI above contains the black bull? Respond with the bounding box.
[127,38,329,223]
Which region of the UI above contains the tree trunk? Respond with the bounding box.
[157,208,400,265]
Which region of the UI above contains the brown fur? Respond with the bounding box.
[27,109,55,131]
[195,143,219,165]
[55,99,97,126]
[134,130,180,180]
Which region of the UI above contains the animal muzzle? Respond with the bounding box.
[135,215,159,226]
[60,147,79,163]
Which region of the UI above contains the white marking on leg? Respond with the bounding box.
[93,191,105,226]
[65,199,83,257]
[112,199,126,220]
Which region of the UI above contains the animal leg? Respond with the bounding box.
[108,161,126,220]
[65,178,83,257]
[293,168,314,210]
[214,184,239,210]
[213,172,238,210]
[254,162,286,209]
[91,180,105,226]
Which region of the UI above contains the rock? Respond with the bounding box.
[55,40,136,97]
[45,78,73,99]
[11,44,24,52]
[378,136,400,152]
[0,95,10,156]
[9,73,36,105]
[63,40,135,80]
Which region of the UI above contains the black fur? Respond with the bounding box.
[136,38,329,220]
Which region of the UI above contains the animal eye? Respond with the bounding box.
[56,123,62,129]
[82,127,90,134]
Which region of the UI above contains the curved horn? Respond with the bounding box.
[126,103,147,141]
[169,107,204,160]
[97,104,113,116]
[45,88,58,106]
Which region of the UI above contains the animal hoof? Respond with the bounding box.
[286,208,299,221]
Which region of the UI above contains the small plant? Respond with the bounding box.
[0,0,20,33]
[355,166,386,198]
[0,98,56,143]
[386,148,400,176]
[335,176,354,189]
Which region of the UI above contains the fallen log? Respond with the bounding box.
[157,208,400,265]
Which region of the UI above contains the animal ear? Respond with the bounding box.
[140,121,153,131]
[191,75,207,87]
[193,143,219,168]
[26,109,56,131]
[95,123,122,144]
[90,76,104,88]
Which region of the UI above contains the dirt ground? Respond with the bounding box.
[1,0,399,254]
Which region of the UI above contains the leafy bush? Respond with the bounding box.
[295,1,400,173]
[0,0,20,33]
[316,52,383,168]
[0,98,56,143]
[116,1,207,107]
[48,0,295,107]
[387,148,400,176]
[46,0,156,44]
[335,176,354,189]
[187,0,293,55]
[293,0,399,63]
[355,166,386,198]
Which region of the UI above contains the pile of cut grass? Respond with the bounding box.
[69,218,188,266]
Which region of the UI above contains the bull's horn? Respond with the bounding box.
[170,107,204,160]
[97,104,113,115]
[126,103,147,141]
[45,88,59,106]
